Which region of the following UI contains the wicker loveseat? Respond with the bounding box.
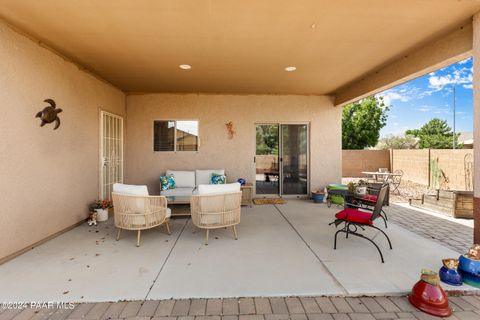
[112,183,171,247]
[190,183,242,244]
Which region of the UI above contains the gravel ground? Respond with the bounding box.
[341,177,429,203]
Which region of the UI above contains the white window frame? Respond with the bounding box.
[153,119,200,152]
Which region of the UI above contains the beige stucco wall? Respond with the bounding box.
[0,20,125,260]
[392,149,431,185]
[474,14,480,198]
[342,150,391,177]
[125,94,341,195]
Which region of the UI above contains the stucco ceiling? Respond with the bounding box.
[0,0,479,94]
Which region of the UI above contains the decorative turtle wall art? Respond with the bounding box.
[35,99,63,130]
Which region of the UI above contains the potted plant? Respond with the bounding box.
[356,179,368,195]
[311,189,325,203]
[89,200,113,222]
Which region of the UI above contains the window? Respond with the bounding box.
[154,120,199,152]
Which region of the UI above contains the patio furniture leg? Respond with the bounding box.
[232,225,238,240]
[380,214,388,228]
[370,225,393,249]
[347,229,385,263]
[334,227,345,249]
[116,228,122,241]
[137,230,141,247]
[205,229,209,245]
[165,221,171,235]
[382,209,388,220]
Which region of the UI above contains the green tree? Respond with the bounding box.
[377,134,417,149]
[405,118,460,149]
[342,96,389,149]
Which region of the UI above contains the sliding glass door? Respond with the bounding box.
[255,123,309,196]
[281,124,308,195]
[255,124,280,195]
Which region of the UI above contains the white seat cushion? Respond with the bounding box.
[113,183,149,196]
[160,187,194,197]
[195,169,225,186]
[112,183,149,214]
[166,170,195,188]
[166,207,172,218]
[197,182,241,195]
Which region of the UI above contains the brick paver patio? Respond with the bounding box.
[2,295,480,320]
[385,204,473,254]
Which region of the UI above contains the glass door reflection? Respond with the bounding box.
[255,124,279,195]
[281,124,308,195]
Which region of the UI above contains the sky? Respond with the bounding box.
[377,57,473,137]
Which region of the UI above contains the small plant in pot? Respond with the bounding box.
[356,179,368,195]
[89,200,113,222]
[311,189,325,203]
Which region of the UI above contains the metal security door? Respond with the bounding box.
[100,111,123,200]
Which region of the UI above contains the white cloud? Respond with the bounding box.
[377,87,413,106]
[463,84,473,89]
[417,106,431,112]
[427,66,472,92]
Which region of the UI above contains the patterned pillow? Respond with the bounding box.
[211,173,226,184]
[160,175,175,190]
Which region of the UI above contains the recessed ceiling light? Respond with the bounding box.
[285,66,296,72]
[179,64,191,70]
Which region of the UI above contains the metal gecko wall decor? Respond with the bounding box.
[35,99,63,130]
[225,121,235,139]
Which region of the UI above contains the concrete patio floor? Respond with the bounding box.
[0,200,474,303]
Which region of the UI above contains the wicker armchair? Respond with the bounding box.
[191,191,242,244]
[112,192,171,247]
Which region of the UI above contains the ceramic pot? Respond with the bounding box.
[409,280,452,317]
[439,266,462,286]
[356,186,367,195]
[312,193,325,203]
[458,255,480,288]
[95,208,109,222]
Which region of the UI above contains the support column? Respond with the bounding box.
[473,13,480,243]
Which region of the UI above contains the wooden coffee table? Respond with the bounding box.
[166,195,191,217]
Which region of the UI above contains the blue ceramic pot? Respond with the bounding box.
[312,194,324,203]
[458,255,480,288]
[439,266,462,286]
[459,255,480,274]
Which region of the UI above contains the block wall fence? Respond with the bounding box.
[342,149,474,191]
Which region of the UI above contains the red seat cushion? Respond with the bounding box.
[335,208,373,225]
[355,194,377,203]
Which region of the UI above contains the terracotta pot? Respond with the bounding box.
[409,280,452,317]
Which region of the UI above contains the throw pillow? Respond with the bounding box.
[160,175,176,190]
[211,173,226,184]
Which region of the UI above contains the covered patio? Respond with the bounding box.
[2,3,480,317]
[0,200,472,303]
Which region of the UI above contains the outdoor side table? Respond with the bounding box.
[241,183,253,207]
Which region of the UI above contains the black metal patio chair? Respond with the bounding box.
[352,183,389,227]
[331,184,392,263]
[389,169,403,194]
